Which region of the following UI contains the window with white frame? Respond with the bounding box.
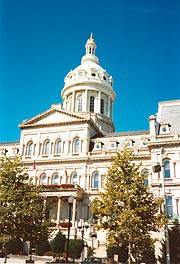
[26,141,33,156]
[77,94,82,112]
[41,174,47,185]
[92,172,99,189]
[72,173,78,184]
[55,139,61,154]
[142,169,149,186]
[53,174,59,185]
[43,140,50,155]
[166,196,173,218]
[100,98,104,114]
[164,160,171,178]
[73,138,79,153]
[90,96,95,112]
[67,96,72,112]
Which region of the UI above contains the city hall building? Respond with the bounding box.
[1,35,180,258]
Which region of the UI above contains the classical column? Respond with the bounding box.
[98,91,101,113]
[56,197,61,225]
[107,95,110,117]
[84,89,88,112]
[72,198,76,227]
[72,91,75,112]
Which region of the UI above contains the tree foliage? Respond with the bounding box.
[0,156,50,246]
[90,148,165,263]
[158,219,180,264]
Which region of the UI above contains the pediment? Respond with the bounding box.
[19,106,87,128]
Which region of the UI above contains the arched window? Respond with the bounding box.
[55,140,61,154]
[53,174,59,185]
[43,140,50,155]
[90,96,95,112]
[72,173,78,184]
[100,99,104,114]
[77,94,82,112]
[166,196,173,218]
[73,138,79,153]
[26,141,33,156]
[142,169,149,186]
[93,172,99,189]
[67,96,72,112]
[41,175,47,185]
[164,160,171,178]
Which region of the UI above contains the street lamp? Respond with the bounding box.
[78,220,89,260]
[66,195,74,262]
[152,147,171,264]
[78,220,89,240]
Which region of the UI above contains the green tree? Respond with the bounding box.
[158,219,180,264]
[90,148,165,264]
[68,238,84,260]
[51,231,66,256]
[0,156,50,249]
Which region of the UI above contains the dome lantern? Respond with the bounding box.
[81,33,99,64]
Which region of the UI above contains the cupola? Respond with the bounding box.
[61,34,116,134]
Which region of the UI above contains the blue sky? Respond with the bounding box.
[0,0,180,142]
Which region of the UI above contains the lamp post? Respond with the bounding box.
[152,147,170,264]
[66,195,74,262]
[78,220,89,260]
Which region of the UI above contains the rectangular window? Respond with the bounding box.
[166,196,173,218]
[90,96,95,112]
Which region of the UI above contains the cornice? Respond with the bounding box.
[24,152,151,167]
[19,119,91,129]
[19,108,87,128]
[147,139,180,149]
[62,81,115,98]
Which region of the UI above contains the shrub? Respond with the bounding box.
[6,238,23,254]
[35,240,51,256]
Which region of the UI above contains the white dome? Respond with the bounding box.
[61,34,115,134]
[63,34,113,90]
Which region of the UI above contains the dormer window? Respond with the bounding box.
[110,141,118,149]
[124,139,135,148]
[94,141,103,151]
[159,121,171,134]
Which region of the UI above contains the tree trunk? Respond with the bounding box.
[128,241,132,264]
